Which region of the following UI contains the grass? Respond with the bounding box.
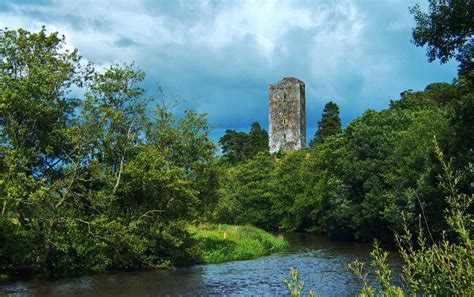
[189,224,289,263]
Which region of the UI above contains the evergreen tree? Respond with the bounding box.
[244,122,269,157]
[219,129,248,163]
[310,101,342,147]
[219,122,268,164]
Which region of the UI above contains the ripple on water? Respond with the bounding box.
[0,233,402,297]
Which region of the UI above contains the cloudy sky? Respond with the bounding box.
[0,0,458,142]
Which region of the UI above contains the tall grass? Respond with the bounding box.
[190,224,288,263]
[284,267,317,297]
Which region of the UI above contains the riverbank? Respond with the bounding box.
[0,224,287,282]
[190,224,289,263]
[0,233,395,296]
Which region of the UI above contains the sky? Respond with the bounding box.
[0,0,458,142]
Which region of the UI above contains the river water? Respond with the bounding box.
[0,233,402,296]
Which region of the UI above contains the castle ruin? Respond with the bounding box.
[268,77,306,153]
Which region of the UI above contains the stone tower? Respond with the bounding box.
[268,77,306,153]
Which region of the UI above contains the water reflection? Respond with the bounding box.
[0,233,402,296]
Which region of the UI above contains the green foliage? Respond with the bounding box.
[0,28,219,277]
[246,122,270,156]
[304,133,350,236]
[283,267,316,297]
[270,150,309,231]
[190,224,288,263]
[310,101,342,147]
[449,69,474,180]
[349,143,474,296]
[0,27,85,164]
[216,70,471,244]
[348,243,405,297]
[219,121,268,164]
[0,26,90,275]
[1,23,472,292]
[410,0,474,73]
[214,152,277,230]
[215,150,317,232]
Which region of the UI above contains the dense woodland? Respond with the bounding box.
[0,1,472,294]
[217,80,472,242]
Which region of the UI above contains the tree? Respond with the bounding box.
[0,27,87,273]
[410,0,474,73]
[214,153,277,230]
[304,133,352,238]
[219,121,268,164]
[0,27,85,174]
[310,101,342,147]
[270,150,308,231]
[349,144,473,296]
[410,1,473,182]
[219,129,248,163]
[0,27,220,276]
[244,122,269,157]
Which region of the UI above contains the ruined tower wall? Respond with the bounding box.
[268,77,306,153]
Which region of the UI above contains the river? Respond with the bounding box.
[0,233,402,296]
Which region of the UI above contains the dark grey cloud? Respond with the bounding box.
[0,0,458,143]
[114,36,139,48]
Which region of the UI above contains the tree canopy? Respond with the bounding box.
[0,27,219,275]
[0,20,472,293]
[218,121,268,164]
[410,0,474,73]
[310,101,342,147]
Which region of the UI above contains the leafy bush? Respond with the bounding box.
[0,27,219,277]
[348,142,473,296]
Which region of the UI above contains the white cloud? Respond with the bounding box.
[0,0,458,137]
